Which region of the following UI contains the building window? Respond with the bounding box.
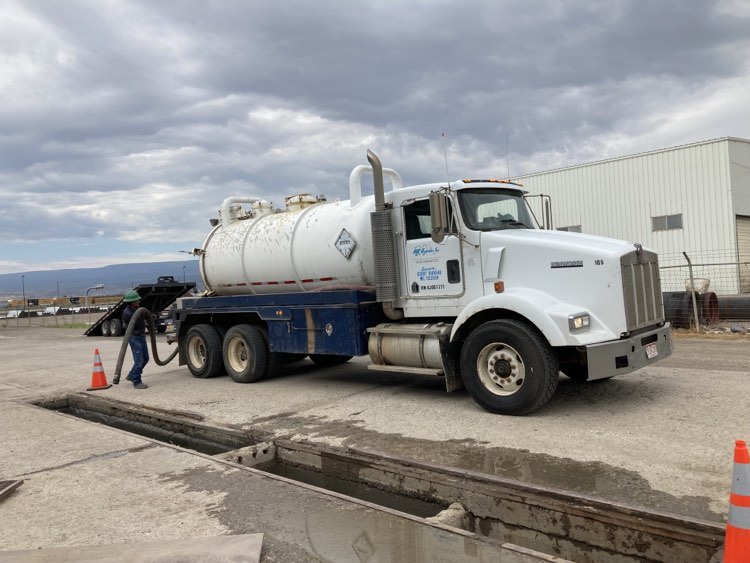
[557,225,582,233]
[652,214,683,232]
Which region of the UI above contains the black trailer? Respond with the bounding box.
[84,276,196,337]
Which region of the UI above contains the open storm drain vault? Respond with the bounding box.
[35,394,725,563]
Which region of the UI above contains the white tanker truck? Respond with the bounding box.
[173,150,672,415]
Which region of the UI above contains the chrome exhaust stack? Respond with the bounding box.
[367,150,402,320]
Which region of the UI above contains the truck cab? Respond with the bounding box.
[365,154,671,414]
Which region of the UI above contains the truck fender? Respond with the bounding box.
[449,289,569,347]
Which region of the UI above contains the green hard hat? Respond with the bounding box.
[123,290,141,303]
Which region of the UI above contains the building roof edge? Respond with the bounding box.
[516,136,750,179]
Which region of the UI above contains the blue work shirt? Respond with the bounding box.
[122,305,146,336]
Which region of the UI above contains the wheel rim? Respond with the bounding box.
[226,336,250,374]
[187,336,207,370]
[476,342,525,397]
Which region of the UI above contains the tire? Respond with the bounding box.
[110,318,123,337]
[183,324,223,378]
[222,324,268,383]
[309,354,353,367]
[460,320,559,415]
[101,320,111,337]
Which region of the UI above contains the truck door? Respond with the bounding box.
[402,198,464,297]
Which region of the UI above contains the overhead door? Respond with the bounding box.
[738,215,750,294]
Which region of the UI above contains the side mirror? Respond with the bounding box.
[429,191,448,243]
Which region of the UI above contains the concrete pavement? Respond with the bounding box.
[0,327,559,561]
[1,325,749,558]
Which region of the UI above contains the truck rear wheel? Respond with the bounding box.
[222,324,268,383]
[309,354,352,367]
[460,320,558,415]
[110,318,123,337]
[101,320,111,337]
[184,324,223,378]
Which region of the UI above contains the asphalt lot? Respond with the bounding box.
[1,324,748,555]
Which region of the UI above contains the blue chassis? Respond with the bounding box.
[174,290,384,357]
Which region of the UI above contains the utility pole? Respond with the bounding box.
[21,275,27,326]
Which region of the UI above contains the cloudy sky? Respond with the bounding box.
[2,0,749,275]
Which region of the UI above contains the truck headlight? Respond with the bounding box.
[568,313,590,332]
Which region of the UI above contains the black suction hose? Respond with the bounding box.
[113,307,179,384]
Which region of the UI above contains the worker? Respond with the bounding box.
[122,290,149,389]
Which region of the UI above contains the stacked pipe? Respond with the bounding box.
[717,295,750,321]
[662,291,718,328]
[662,291,748,327]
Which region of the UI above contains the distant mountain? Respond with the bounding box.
[0,260,203,300]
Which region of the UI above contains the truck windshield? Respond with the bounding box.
[457,188,535,231]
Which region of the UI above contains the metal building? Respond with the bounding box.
[517,137,750,295]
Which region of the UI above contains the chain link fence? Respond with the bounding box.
[658,249,750,295]
[659,250,750,333]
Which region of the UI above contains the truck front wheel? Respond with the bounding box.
[460,320,558,415]
[184,324,223,378]
[222,324,268,383]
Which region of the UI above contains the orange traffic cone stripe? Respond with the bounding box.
[724,440,750,562]
[737,442,750,464]
[87,348,112,391]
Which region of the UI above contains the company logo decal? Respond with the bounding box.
[413,244,439,257]
[550,260,583,269]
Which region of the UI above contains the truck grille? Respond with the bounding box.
[621,249,664,332]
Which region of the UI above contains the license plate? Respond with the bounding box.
[645,342,658,359]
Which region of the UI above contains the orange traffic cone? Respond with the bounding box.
[724,439,750,562]
[87,348,112,391]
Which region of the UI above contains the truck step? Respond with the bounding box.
[367,364,444,376]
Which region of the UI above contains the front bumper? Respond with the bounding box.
[584,323,672,381]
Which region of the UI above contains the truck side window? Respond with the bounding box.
[403,199,455,240]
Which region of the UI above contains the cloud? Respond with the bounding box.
[0,0,749,274]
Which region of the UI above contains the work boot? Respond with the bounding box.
[133,382,148,389]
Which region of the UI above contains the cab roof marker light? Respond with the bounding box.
[461,178,524,187]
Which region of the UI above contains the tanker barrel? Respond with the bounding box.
[201,154,406,299]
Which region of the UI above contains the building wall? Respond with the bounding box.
[730,140,750,292]
[518,138,750,294]
[729,139,750,215]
